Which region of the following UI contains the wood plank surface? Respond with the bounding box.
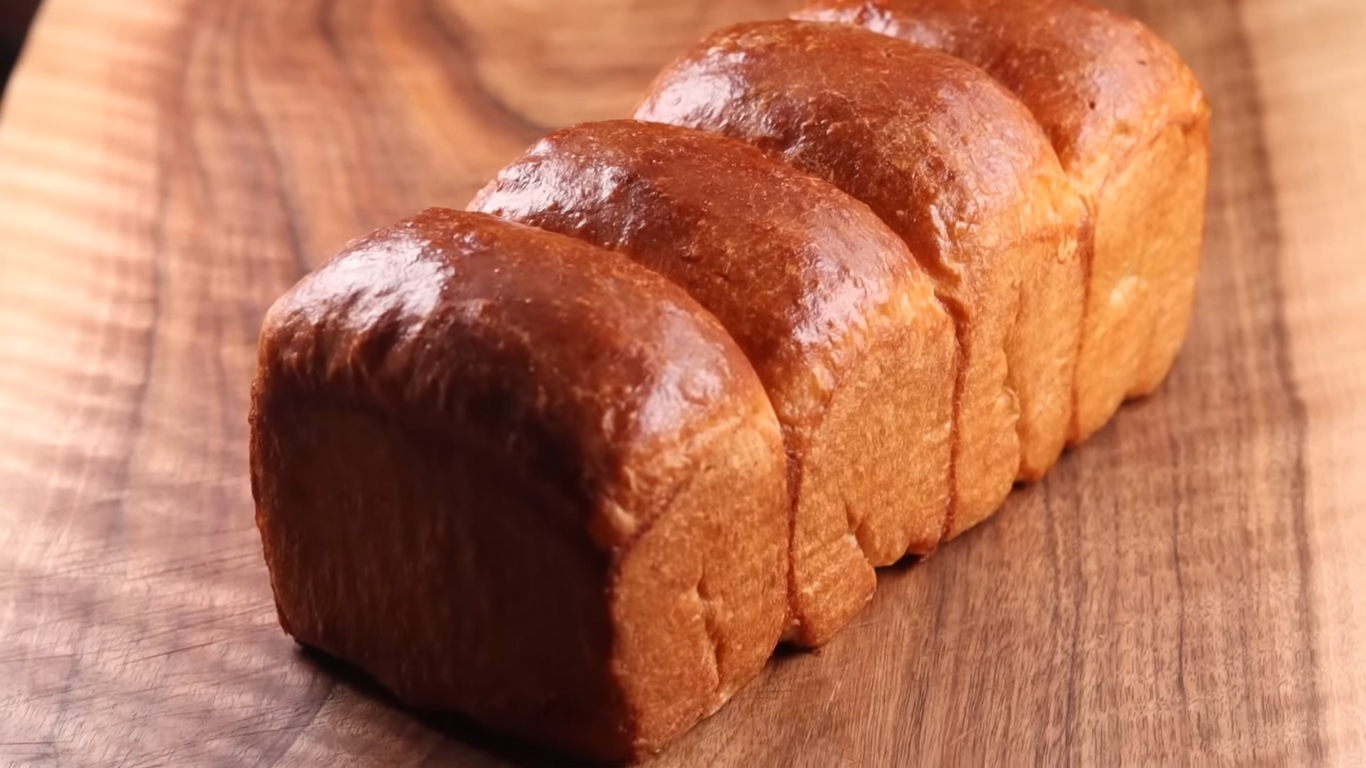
[1,0,1363,765]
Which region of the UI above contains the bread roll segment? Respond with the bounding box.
[636,20,1087,530]
[794,0,1212,442]
[470,120,956,646]
[249,209,789,762]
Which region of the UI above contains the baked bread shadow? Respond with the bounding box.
[296,646,611,768]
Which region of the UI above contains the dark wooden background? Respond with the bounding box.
[1,0,1363,765]
[0,0,41,96]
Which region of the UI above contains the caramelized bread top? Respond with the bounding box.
[635,20,1080,283]
[793,0,1211,193]
[253,208,778,553]
[470,119,948,440]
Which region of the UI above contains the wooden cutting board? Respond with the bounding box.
[2,0,1363,765]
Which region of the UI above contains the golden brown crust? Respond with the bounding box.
[469,120,956,645]
[794,0,1207,191]
[636,20,1085,529]
[1123,119,1210,396]
[795,0,1212,441]
[249,209,789,761]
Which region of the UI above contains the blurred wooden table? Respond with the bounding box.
[2,0,1364,765]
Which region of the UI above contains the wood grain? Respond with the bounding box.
[1,0,1363,765]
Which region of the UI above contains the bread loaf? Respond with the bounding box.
[249,209,790,762]
[251,5,1210,761]
[469,119,956,646]
[636,21,1087,530]
[794,0,1212,441]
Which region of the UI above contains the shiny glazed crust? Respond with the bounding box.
[636,20,1086,530]
[249,209,790,762]
[794,0,1212,441]
[250,3,1212,760]
[469,120,957,646]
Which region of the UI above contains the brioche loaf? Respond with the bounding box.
[636,21,1087,529]
[794,0,1212,441]
[252,5,1209,761]
[249,209,790,762]
[469,119,956,646]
